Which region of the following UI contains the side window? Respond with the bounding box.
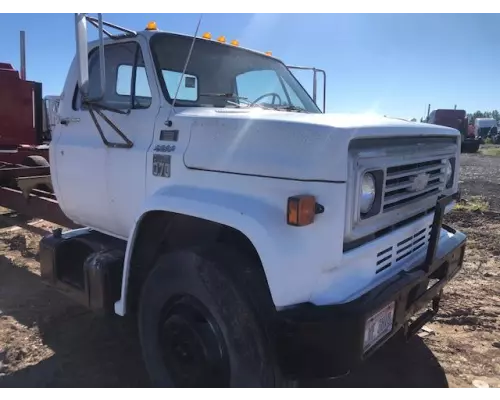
[76,41,152,110]
[235,69,287,105]
[161,70,198,102]
[116,65,151,98]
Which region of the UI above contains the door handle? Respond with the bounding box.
[60,117,80,125]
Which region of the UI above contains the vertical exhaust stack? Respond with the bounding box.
[20,30,26,80]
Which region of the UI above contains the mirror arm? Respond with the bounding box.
[86,16,137,39]
[86,101,130,115]
[87,104,134,149]
[130,44,140,110]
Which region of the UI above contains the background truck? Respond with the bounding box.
[2,14,467,387]
[0,31,83,228]
[426,108,481,153]
[474,117,498,141]
[0,31,60,168]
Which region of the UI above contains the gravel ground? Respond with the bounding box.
[0,149,499,388]
[459,147,500,212]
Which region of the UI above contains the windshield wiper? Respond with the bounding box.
[199,93,248,100]
[273,105,309,113]
[199,93,270,109]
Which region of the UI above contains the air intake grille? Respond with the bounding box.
[376,224,432,273]
[383,159,445,212]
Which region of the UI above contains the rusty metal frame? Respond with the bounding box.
[0,165,50,182]
[0,186,80,229]
[16,175,53,199]
[0,159,79,229]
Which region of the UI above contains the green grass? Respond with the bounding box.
[455,195,489,212]
[480,146,500,157]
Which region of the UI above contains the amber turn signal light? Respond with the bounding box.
[287,195,318,226]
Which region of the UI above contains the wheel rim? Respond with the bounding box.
[158,295,230,387]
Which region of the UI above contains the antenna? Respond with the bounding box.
[165,14,203,126]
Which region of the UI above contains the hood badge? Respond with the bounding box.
[408,173,429,192]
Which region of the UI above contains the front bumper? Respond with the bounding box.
[275,194,467,380]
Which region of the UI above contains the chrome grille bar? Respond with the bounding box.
[383,159,447,212]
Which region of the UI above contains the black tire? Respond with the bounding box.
[138,245,293,387]
[22,155,49,167]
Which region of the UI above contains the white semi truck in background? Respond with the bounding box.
[474,117,498,139]
[13,14,468,387]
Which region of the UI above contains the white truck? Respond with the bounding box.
[474,117,497,139]
[38,14,467,387]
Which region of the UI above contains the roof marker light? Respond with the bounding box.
[145,21,158,30]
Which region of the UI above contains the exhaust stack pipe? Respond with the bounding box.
[20,30,26,80]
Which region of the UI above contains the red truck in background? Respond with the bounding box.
[426,108,481,153]
[0,31,74,227]
[0,31,58,170]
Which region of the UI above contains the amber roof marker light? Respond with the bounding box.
[145,21,158,31]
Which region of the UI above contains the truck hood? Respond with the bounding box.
[179,108,459,182]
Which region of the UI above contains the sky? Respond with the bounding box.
[1,13,500,120]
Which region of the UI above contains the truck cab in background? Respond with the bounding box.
[0,32,59,168]
[427,108,481,153]
[38,14,467,387]
[474,117,498,141]
[42,95,61,141]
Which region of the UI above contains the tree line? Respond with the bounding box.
[466,110,500,124]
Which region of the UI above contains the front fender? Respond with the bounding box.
[114,185,336,315]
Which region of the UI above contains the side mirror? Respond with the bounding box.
[74,13,106,102]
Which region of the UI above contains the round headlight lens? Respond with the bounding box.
[360,173,376,214]
[444,159,453,186]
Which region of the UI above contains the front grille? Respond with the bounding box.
[383,159,445,212]
[376,224,432,273]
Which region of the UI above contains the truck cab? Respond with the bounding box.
[427,108,481,153]
[40,15,467,387]
[474,117,498,139]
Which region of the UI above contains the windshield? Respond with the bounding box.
[149,33,321,113]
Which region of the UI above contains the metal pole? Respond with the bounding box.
[321,70,326,113]
[20,30,26,80]
[312,68,318,104]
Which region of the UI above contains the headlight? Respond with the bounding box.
[444,159,453,186]
[360,173,376,214]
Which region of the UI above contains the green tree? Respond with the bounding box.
[468,110,500,125]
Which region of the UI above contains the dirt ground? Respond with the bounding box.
[0,151,499,388]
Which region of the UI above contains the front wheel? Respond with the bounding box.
[138,246,292,387]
